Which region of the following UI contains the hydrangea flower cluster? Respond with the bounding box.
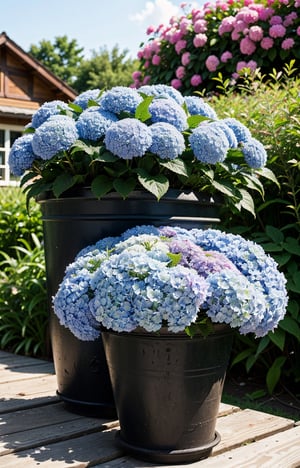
[53,225,288,341]
[8,84,269,215]
[133,0,300,95]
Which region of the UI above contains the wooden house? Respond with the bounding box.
[0,31,77,185]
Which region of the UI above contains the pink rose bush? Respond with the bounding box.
[133,0,300,94]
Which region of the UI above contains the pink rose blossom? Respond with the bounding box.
[190,74,202,86]
[270,15,283,25]
[221,51,233,63]
[176,66,186,79]
[181,51,190,66]
[281,38,295,49]
[261,36,274,49]
[240,37,256,55]
[171,78,182,89]
[205,55,220,72]
[193,33,208,47]
[269,24,286,38]
[249,25,264,41]
[193,19,207,33]
[152,54,161,66]
[175,39,187,54]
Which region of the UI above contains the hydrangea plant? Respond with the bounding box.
[133,0,300,95]
[53,225,288,341]
[9,84,274,215]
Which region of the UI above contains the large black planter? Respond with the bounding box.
[38,189,221,414]
[101,324,233,464]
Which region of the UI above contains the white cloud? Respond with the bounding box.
[130,0,180,28]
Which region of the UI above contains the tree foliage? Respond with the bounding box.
[73,45,139,92]
[29,35,84,86]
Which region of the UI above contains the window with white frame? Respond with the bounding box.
[0,125,24,186]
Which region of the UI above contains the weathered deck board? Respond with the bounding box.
[0,350,299,467]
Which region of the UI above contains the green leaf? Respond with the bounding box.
[94,150,118,163]
[91,175,113,198]
[282,238,300,256]
[236,189,255,217]
[159,159,189,177]
[230,348,253,367]
[187,114,210,128]
[256,167,279,187]
[52,173,76,197]
[113,178,136,199]
[279,316,300,341]
[167,252,182,267]
[255,335,270,356]
[268,328,285,351]
[135,95,153,121]
[265,225,284,243]
[70,140,96,156]
[211,180,239,198]
[136,168,169,200]
[266,356,286,394]
[246,389,267,400]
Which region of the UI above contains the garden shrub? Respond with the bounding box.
[133,0,300,95]
[211,65,300,395]
[0,187,48,357]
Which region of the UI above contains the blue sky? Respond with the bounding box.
[2,0,202,59]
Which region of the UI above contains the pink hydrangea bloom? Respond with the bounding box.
[191,74,202,86]
[236,7,259,24]
[176,66,186,79]
[258,7,274,21]
[171,78,182,89]
[249,25,264,41]
[221,51,233,62]
[132,71,142,80]
[181,51,190,66]
[205,55,220,72]
[218,16,236,35]
[261,36,274,49]
[269,24,286,38]
[281,38,295,49]
[193,19,207,33]
[247,60,258,71]
[152,54,161,66]
[236,61,247,72]
[146,26,155,35]
[175,39,187,54]
[180,18,192,33]
[142,76,151,85]
[297,26,300,36]
[283,12,298,27]
[231,29,242,41]
[240,37,256,55]
[270,15,283,25]
[193,33,208,47]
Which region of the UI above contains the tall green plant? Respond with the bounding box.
[0,233,48,357]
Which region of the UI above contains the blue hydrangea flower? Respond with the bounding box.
[76,107,118,141]
[73,89,102,109]
[104,118,152,159]
[222,118,252,143]
[100,86,142,114]
[189,124,229,163]
[184,96,218,119]
[149,98,188,131]
[31,100,69,128]
[138,84,184,105]
[32,115,79,159]
[242,137,267,168]
[8,134,36,176]
[207,121,238,148]
[149,122,185,159]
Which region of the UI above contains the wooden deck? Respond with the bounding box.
[0,350,299,468]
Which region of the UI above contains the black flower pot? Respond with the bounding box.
[101,324,233,464]
[38,188,221,414]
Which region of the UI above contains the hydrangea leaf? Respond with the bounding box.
[135,95,153,122]
[91,175,114,198]
[53,173,77,198]
[113,178,136,199]
[159,158,189,177]
[136,168,169,200]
